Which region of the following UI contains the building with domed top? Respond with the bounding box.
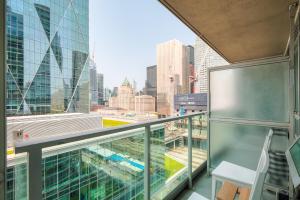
[109,78,155,113]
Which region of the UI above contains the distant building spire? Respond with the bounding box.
[122,77,131,87]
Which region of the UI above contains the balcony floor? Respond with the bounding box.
[175,169,283,200]
[175,170,211,200]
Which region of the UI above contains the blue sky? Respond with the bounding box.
[89,0,196,90]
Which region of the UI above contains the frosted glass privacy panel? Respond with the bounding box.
[209,121,269,170]
[210,58,289,122]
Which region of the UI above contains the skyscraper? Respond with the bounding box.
[186,45,195,93]
[104,88,112,102]
[156,39,190,116]
[186,45,194,65]
[194,37,228,93]
[6,0,89,116]
[111,87,118,97]
[89,59,98,107]
[144,65,157,97]
[97,73,104,105]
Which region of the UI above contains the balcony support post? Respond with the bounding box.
[144,125,151,200]
[28,148,43,200]
[0,0,6,199]
[288,3,297,199]
[188,116,193,189]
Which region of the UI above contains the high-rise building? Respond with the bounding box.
[6,0,89,116]
[144,65,157,97]
[111,87,118,97]
[186,45,195,93]
[89,59,98,107]
[156,39,190,116]
[97,73,104,105]
[109,78,135,111]
[186,45,194,65]
[194,37,228,93]
[117,78,135,111]
[104,88,112,102]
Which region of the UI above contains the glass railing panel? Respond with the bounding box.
[150,119,188,199]
[42,128,145,200]
[210,58,289,122]
[6,153,28,200]
[295,40,300,137]
[190,115,207,172]
[210,121,269,170]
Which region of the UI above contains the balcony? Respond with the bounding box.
[0,0,300,200]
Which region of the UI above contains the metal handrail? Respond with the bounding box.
[15,112,206,153]
[12,112,207,200]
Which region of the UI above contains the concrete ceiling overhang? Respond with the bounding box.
[159,0,296,63]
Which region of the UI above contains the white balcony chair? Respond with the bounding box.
[211,129,273,200]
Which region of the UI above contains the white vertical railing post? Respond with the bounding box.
[0,0,6,199]
[28,148,43,200]
[188,116,193,189]
[144,125,151,200]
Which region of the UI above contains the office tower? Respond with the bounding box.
[109,78,135,111]
[156,39,190,116]
[97,73,104,105]
[111,87,118,97]
[6,0,89,116]
[117,78,135,110]
[194,37,228,93]
[186,45,195,93]
[89,59,98,107]
[186,45,195,65]
[144,65,157,97]
[104,88,112,102]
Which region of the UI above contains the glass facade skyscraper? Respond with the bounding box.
[6,0,89,116]
[194,37,227,93]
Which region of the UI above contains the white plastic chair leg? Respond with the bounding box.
[212,177,216,200]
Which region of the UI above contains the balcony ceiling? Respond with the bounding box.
[159,0,296,63]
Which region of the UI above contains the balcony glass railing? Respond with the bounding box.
[7,112,207,200]
[42,128,146,200]
[151,119,189,199]
[6,153,28,200]
[191,115,207,172]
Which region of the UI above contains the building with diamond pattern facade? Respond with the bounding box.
[6,0,89,116]
[194,37,228,93]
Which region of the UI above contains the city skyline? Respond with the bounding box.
[89,0,196,90]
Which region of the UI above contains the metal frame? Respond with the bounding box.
[0,0,6,199]
[144,125,151,200]
[289,2,296,145]
[188,117,192,188]
[208,56,289,72]
[207,63,211,173]
[289,2,300,199]
[209,118,290,129]
[13,112,207,200]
